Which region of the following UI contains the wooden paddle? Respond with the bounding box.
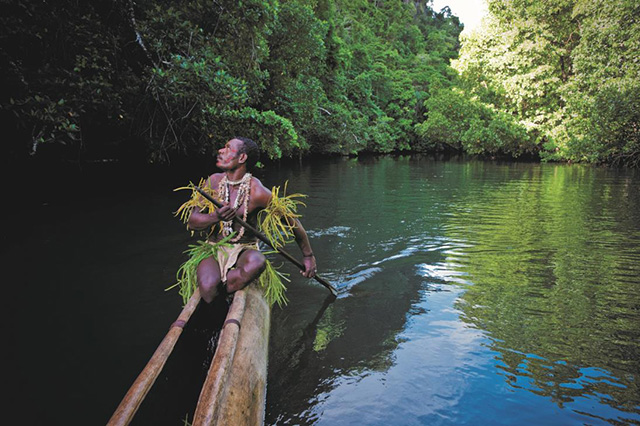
[194,186,339,296]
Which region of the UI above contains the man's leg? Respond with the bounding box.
[226,249,267,293]
[197,256,222,304]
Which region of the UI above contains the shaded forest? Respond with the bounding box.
[1,0,638,166]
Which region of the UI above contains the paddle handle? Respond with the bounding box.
[108,289,202,425]
[194,186,338,296]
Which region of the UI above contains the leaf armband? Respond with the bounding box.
[174,178,220,235]
[258,181,307,249]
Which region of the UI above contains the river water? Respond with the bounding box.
[5,156,640,425]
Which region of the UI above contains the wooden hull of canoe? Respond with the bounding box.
[193,280,271,426]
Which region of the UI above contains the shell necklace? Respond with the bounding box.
[218,173,252,242]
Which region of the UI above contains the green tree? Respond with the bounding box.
[134,0,301,161]
[0,0,140,158]
[415,88,533,156]
[1,0,465,162]
[454,0,640,166]
[561,0,640,166]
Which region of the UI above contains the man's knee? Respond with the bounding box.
[238,252,266,282]
[198,273,221,304]
[226,250,266,292]
[246,250,267,273]
[197,257,222,304]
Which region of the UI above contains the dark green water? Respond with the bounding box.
[265,157,640,425]
[4,156,639,425]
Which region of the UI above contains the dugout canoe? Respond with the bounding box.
[108,280,271,426]
[192,280,271,426]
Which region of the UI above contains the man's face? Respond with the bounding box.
[216,139,246,170]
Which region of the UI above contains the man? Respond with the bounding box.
[187,137,317,304]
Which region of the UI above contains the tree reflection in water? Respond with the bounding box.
[447,164,640,422]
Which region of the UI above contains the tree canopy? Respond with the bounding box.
[0,0,461,162]
[1,0,637,166]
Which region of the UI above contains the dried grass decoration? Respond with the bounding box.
[255,181,307,307]
[258,181,307,249]
[258,259,291,308]
[173,178,221,236]
[166,236,234,306]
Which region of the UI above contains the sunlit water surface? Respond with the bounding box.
[5,156,639,425]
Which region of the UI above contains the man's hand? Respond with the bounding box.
[301,255,317,278]
[216,203,237,222]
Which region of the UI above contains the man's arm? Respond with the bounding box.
[254,180,317,278]
[292,218,317,278]
[188,208,219,231]
[187,174,236,231]
[188,204,240,230]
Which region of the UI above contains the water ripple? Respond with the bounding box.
[307,226,352,238]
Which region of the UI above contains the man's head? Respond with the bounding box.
[216,137,260,172]
[234,137,260,171]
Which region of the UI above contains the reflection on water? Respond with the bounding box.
[444,163,640,424]
[266,157,640,425]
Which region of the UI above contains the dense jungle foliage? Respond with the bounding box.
[1,0,638,166]
[0,0,462,162]
[450,0,640,167]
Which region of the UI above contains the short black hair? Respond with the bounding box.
[235,136,260,171]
